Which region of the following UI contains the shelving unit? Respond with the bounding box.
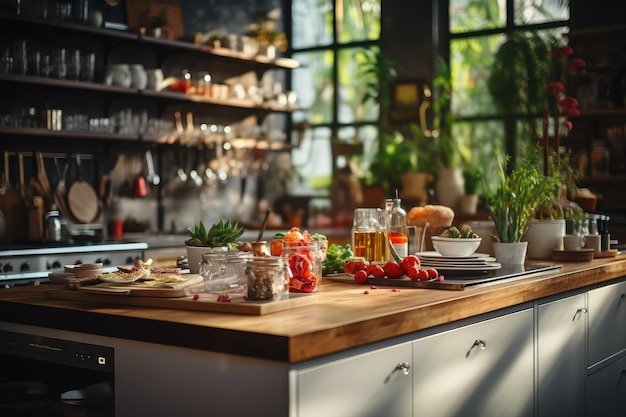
[567,25,626,212]
[0,10,300,237]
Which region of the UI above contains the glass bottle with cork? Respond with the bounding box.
[386,189,408,258]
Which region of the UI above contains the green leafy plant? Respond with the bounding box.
[356,48,398,110]
[186,219,244,249]
[150,9,168,29]
[363,122,436,193]
[462,166,482,195]
[431,58,462,170]
[484,148,560,243]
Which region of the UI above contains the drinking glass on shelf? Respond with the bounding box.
[80,51,95,81]
[39,53,50,77]
[52,48,66,78]
[28,49,41,76]
[0,48,12,74]
[66,49,80,80]
[13,39,27,75]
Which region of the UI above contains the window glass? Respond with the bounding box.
[450,0,506,34]
[291,0,333,48]
[453,119,504,187]
[450,34,504,118]
[337,0,381,43]
[292,50,334,125]
[514,0,569,25]
[291,127,333,194]
[338,47,380,123]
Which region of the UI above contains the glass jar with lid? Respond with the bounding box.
[199,251,252,294]
[245,256,289,301]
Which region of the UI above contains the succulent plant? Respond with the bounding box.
[186,219,244,249]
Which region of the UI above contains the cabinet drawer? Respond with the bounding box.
[537,294,586,417]
[412,308,534,417]
[588,280,626,366]
[294,342,413,417]
[586,353,626,417]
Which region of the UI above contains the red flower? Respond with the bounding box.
[566,58,586,69]
[553,46,574,57]
[559,97,579,109]
[546,81,565,92]
[563,107,580,117]
[561,119,573,131]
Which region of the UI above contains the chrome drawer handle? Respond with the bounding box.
[394,362,411,375]
[572,307,588,321]
[466,339,486,357]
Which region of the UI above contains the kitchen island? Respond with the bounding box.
[1,256,625,416]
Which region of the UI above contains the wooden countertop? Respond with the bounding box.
[1,256,625,363]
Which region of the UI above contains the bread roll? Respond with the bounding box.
[407,205,455,228]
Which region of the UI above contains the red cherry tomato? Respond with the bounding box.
[354,270,368,284]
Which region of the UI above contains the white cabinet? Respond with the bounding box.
[293,342,413,417]
[588,280,626,366]
[537,293,587,417]
[412,308,534,417]
[586,353,626,417]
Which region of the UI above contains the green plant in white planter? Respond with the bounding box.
[484,149,558,244]
[459,166,481,214]
[185,219,245,273]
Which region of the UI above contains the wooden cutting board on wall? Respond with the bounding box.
[0,152,27,242]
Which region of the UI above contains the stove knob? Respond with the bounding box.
[20,262,30,272]
[95,257,112,266]
[125,256,134,264]
[52,260,61,269]
[3,263,12,273]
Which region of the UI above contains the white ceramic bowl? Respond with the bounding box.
[431,236,482,257]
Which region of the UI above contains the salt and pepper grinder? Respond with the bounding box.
[597,214,611,251]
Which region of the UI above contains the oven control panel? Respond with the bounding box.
[0,329,114,373]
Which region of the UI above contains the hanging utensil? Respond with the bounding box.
[185,111,196,145]
[145,149,161,186]
[187,147,203,188]
[174,110,184,143]
[52,156,74,222]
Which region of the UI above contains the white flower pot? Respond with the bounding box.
[522,219,565,259]
[459,194,479,215]
[185,246,211,274]
[493,241,528,265]
[436,168,464,211]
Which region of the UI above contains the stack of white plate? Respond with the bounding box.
[416,251,501,274]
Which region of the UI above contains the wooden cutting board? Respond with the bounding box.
[0,151,27,242]
[551,248,594,262]
[47,274,319,315]
[67,154,99,224]
[78,274,205,297]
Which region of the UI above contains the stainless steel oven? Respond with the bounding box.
[0,328,115,416]
[0,241,148,287]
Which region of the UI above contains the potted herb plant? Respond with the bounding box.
[364,122,434,201]
[459,166,481,215]
[484,149,559,264]
[149,9,168,38]
[185,219,245,274]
